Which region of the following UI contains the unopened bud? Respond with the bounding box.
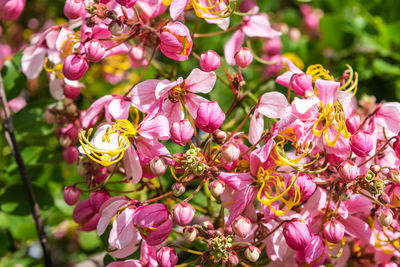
[199,50,220,72]
[350,130,373,157]
[43,109,55,124]
[150,157,168,176]
[173,202,195,226]
[228,253,239,266]
[245,245,261,262]
[338,160,358,182]
[84,39,105,63]
[63,146,79,164]
[212,129,227,144]
[234,47,253,68]
[377,208,394,227]
[283,219,313,250]
[322,220,345,244]
[183,226,198,243]
[209,180,225,198]
[388,169,400,184]
[156,247,178,267]
[202,220,214,231]
[172,182,185,197]
[63,53,89,81]
[64,185,81,205]
[221,142,240,163]
[108,20,124,36]
[232,216,251,239]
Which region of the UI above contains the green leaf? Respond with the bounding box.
[1,52,26,99]
[373,59,400,76]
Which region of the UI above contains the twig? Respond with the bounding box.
[0,76,52,266]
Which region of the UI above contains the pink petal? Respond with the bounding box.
[81,95,114,128]
[226,186,257,225]
[155,78,182,99]
[315,79,340,105]
[185,94,209,119]
[107,98,131,121]
[21,46,46,79]
[135,137,170,159]
[276,71,296,88]
[123,145,143,184]
[131,79,160,113]
[344,194,373,216]
[111,231,141,258]
[341,216,372,245]
[109,208,136,249]
[248,111,264,145]
[224,29,245,65]
[161,101,184,125]
[243,14,281,38]
[107,260,142,267]
[376,102,400,135]
[219,172,253,190]
[170,0,189,20]
[184,68,216,94]
[138,115,170,140]
[257,92,288,119]
[97,198,129,236]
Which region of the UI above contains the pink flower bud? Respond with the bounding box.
[338,160,358,182]
[212,129,227,144]
[202,220,214,230]
[345,114,360,134]
[150,157,168,176]
[283,219,313,250]
[129,45,146,62]
[200,50,220,72]
[221,143,240,163]
[377,208,394,227]
[232,216,251,239]
[350,130,373,157]
[89,190,110,212]
[322,220,345,244]
[291,73,313,96]
[63,54,89,81]
[388,169,400,184]
[245,245,261,262]
[84,40,105,63]
[183,226,198,243]
[209,180,225,198]
[195,101,225,133]
[0,0,25,21]
[115,0,137,8]
[263,37,282,56]
[228,253,239,266]
[289,173,316,202]
[234,47,253,68]
[63,146,79,164]
[172,182,185,197]
[289,28,301,41]
[173,202,195,226]
[170,119,193,146]
[296,234,327,265]
[72,199,100,231]
[157,247,178,267]
[64,185,81,205]
[160,22,193,61]
[63,84,81,99]
[64,0,85,20]
[108,20,124,36]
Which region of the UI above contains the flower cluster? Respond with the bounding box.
[12,0,400,265]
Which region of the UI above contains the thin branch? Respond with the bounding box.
[0,76,52,266]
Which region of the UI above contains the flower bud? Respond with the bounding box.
[64,0,85,20]
[209,180,225,198]
[170,119,194,146]
[283,219,313,250]
[296,234,327,265]
[63,146,79,164]
[172,182,185,197]
[221,142,240,163]
[322,220,345,244]
[228,253,239,266]
[338,160,358,182]
[115,0,137,8]
[199,50,220,72]
[350,130,373,157]
[345,114,360,134]
[43,109,55,124]
[291,73,312,96]
[289,28,301,41]
[263,37,282,56]
[202,220,214,231]
[232,216,251,239]
[388,169,400,184]
[108,20,124,36]
[377,208,394,227]
[289,173,316,202]
[89,190,110,212]
[234,47,253,68]
[160,22,193,61]
[183,226,198,243]
[84,40,105,63]
[212,129,227,144]
[64,185,81,205]
[0,0,25,21]
[173,202,195,226]
[156,247,178,267]
[129,45,146,62]
[245,245,261,262]
[195,101,225,133]
[150,157,168,176]
[63,53,89,81]
[63,84,81,99]
[72,200,100,231]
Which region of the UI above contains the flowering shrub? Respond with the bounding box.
[1,0,400,266]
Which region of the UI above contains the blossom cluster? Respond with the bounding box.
[4,0,399,265]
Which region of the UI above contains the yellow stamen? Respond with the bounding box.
[191,0,235,19]
[306,64,334,83]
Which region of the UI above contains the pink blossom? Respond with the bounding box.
[160,22,192,61]
[195,101,225,133]
[0,0,25,21]
[170,119,193,146]
[200,50,220,72]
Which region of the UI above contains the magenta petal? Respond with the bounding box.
[82,95,114,128]
[315,79,340,105]
[131,79,160,113]
[138,115,170,140]
[145,215,173,246]
[224,29,245,65]
[219,172,253,190]
[97,197,129,235]
[226,186,257,225]
[184,68,216,94]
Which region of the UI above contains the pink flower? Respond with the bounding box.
[156,247,178,267]
[338,160,358,182]
[134,203,173,246]
[63,186,81,206]
[288,173,316,202]
[296,234,327,265]
[173,202,195,226]
[235,47,253,68]
[276,60,313,96]
[283,219,313,250]
[84,40,106,63]
[63,146,79,164]
[195,101,225,133]
[323,220,345,244]
[160,22,193,61]
[221,142,240,163]
[350,130,373,157]
[232,216,252,239]
[63,53,89,81]
[263,37,282,56]
[0,0,25,21]
[150,157,168,176]
[116,0,138,8]
[64,0,85,20]
[200,50,220,72]
[73,199,101,231]
[170,119,193,146]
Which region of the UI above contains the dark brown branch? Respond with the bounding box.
[0,76,52,267]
